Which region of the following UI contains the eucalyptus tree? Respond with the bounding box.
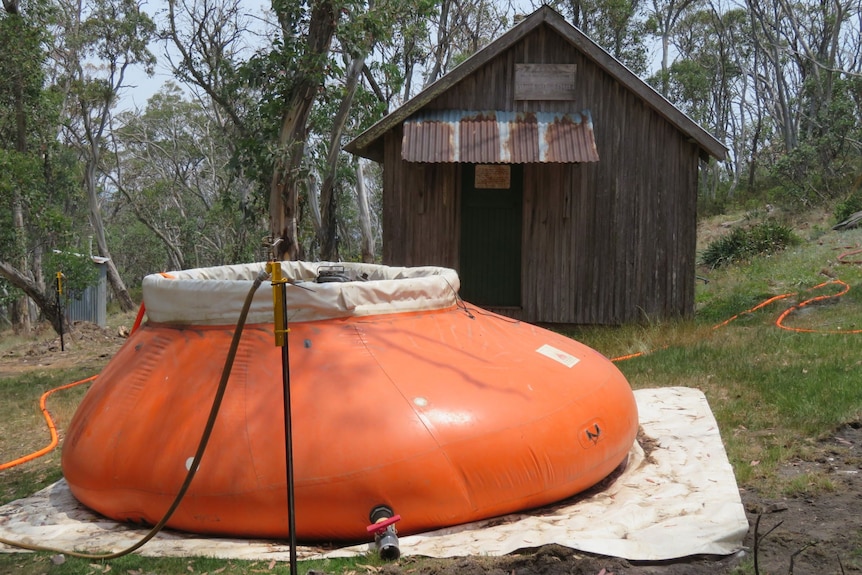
[0,0,43,332]
[108,89,183,272]
[163,0,335,261]
[164,0,443,263]
[659,6,748,198]
[313,0,446,261]
[709,3,760,196]
[779,0,861,194]
[55,0,156,311]
[774,0,855,142]
[745,0,861,201]
[109,92,192,273]
[421,0,509,85]
[645,0,701,97]
[420,0,450,88]
[106,84,263,278]
[742,0,853,153]
[315,52,372,261]
[163,0,259,169]
[366,1,434,103]
[307,0,515,261]
[354,157,378,262]
[0,0,88,335]
[265,0,430,261]
[546,0,649,74]
[260,0,338,260]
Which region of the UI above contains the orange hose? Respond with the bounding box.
[710,293,796,330]
[612,277,859,362]
[775,279,861,334]
[131,302,146,334]
[0,375,97,471]
[838,246,862,265]
[3,300,145,470]
[713,279,860,334]
[611,350,647,362]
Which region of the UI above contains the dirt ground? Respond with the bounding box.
[2,321,861,575]
[0,320,124,378]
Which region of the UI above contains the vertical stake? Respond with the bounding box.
[267,261,297,575]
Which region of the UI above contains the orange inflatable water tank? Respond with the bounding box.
[62,262,638,542]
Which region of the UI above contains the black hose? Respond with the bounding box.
[0,270,270,560]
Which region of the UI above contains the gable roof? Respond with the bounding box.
[344,5,727,163]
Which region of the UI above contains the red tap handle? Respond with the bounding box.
[366,514,401,534]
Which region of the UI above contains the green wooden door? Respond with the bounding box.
[459,164,522,307]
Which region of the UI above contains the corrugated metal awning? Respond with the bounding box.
[402,110,599,163]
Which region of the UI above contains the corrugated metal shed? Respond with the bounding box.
[65,256,108,328]
[402,110,599,163]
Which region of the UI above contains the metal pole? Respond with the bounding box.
[280,280,298,575]
[267,260,297,575]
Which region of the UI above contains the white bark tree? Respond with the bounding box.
[58,0,156,311]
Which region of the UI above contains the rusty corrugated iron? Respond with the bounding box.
[402,110,599,163]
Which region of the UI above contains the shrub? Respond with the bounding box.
[834,188,862,224]
[700,221,800,269]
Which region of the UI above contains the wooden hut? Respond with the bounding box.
[344,5,726,324]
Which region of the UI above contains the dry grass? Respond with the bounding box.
[0,312,134,503]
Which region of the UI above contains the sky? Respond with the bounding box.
[117,0,662,113]
[117,0,272,112]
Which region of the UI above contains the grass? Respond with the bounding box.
[0,553,388,575]
[1,369,94,504]
[564,220,862,494]
[2,220,862,573]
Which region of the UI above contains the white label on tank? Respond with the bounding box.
[536,344,580,368]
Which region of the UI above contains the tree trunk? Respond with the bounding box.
[306,174,322,258]
[270,0,337,261]
[0,260,68,336]
[355,160,375,263]
[11,21,31,334]
[85,160,136,311]
[425,0,451,87]
[319,53,366,261]
[649,0,698,97]
[11,194,31,334]
[747,0,797,152]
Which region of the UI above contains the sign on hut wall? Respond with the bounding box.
[515,64,577,100]
[475,165,511,189]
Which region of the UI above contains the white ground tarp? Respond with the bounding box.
[0,387,748,562]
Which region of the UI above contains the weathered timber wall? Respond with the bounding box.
[382,24,700,324]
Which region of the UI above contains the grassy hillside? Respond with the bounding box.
[564,209,862,493]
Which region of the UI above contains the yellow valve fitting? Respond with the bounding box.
[266,261,290,347]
